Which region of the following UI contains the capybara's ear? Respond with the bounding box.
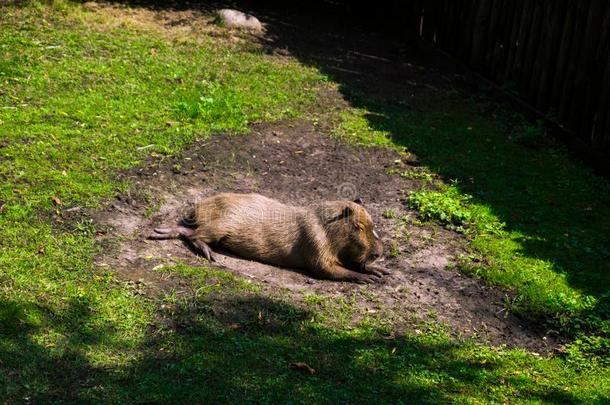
[341,205,354,219]
[325,205,354,225]
[353,197,364,205]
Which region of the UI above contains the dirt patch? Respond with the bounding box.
[93,120,557,354]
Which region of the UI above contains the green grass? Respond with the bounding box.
[0,0,608,402]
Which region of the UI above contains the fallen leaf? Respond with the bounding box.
[51,195,62,206]
[554,345,568,356]
[290,362,315,375]
[37,245,45,255]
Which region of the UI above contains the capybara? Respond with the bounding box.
[149,193,385,283]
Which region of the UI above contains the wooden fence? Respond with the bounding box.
[394,0,610,164]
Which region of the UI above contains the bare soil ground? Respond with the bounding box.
[93,120,556,353]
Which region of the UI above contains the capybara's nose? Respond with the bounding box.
[371,252,381,260]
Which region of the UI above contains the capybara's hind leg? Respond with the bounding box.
[149,226,195,240]
[189,238,215,262]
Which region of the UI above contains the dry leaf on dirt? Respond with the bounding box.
[51,195,62,206]
[289,362,316,375]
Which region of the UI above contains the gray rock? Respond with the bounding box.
[216,9,263,32]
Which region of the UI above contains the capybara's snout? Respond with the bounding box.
[368,239,384,263]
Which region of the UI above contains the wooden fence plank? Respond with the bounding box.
[509,0,535,90]
[409,0,424,38]
[463,0,481,62]
[551,0,578,117]
[601,100,610,155]
[422,0,436,41]
[535,0,567,111]
[484,0,502,68]
[434,0,448,48]
[570,0,607,137]
[558,0,590,127]
[470,0,492,69]
[520,0,544,99]
[592,5,610,149]
[502,0,528,83]
[490,0,514,82]
[528,0,553,108]
[444,0,459,53]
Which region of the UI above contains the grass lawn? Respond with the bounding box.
[1,1,608,403]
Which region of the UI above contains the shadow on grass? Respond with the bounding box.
[0,296,590,403]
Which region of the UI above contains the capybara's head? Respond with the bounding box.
[322,201,384,270]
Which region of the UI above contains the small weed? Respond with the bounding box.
[408,185,472,232]
[382,208,397,219]
[73,218,96,236]
[387,167,435,182]
[389,240,401,258]
[144,201,162,219]
[304,294,325,306]
[409,184,506,236]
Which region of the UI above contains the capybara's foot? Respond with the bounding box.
[352,272,384,284]
[191,239,216,262]
[362,265,391,277]
[325,265,384,284]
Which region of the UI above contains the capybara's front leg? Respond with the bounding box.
[320,264,382,284]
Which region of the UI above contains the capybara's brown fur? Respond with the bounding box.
[150,193,385,283]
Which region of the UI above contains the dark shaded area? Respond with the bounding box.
[0,295,594,403]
